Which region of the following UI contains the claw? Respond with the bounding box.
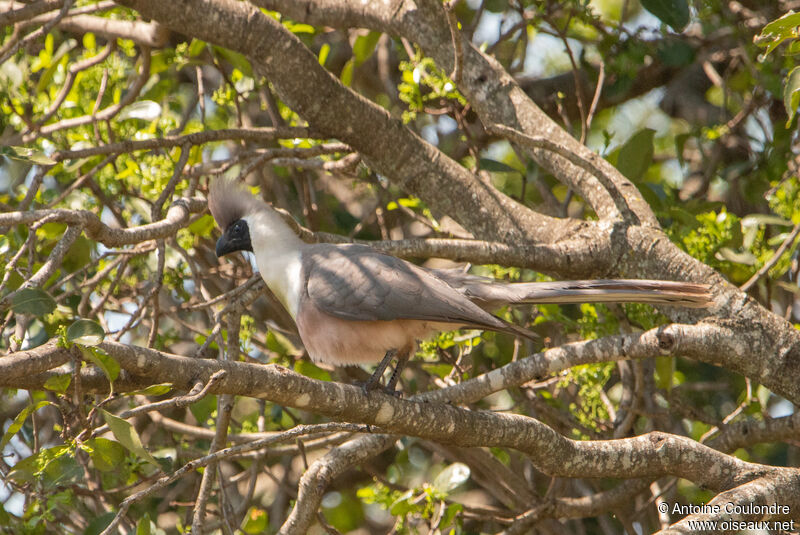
[360,378,381,396]
[384,386,403,398]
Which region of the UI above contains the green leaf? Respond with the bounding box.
[84,437,126,472]
[36,39,75,94]
[1,400,52,451]
[1,146,57,165]
[189,393,217,425]
[188,213,216,238]
[39,221,67,240]
[43,374,72,394]
[118,100,162,121]
[389,490,415,515]
[67,319,105,346]
[129,383,173,396]
[135,514,154,535]
[756,384,771,410]
[741,214,793,227]
[340,58,354,87]
[241,507,269,534]
[285,22,315,34]
[432,462,470,494]
[479,158,522,174]
[265,330,298,357]
[483,0,508,13]
[784,66,800,126]
[716,247,757,265]
[675,132,690,167]
[668,206,702,227]
[640,0,690,31]
[7,444,74,486]
[212,46,252,77]
[656,40,695,67]
[79,346,119,383]
[777,281,800,295]
[188,39,206,57]
[353,31,381,66]
[616,128,655,182]
[84,512,116,535]
[62,235,93,272]
[83,32,96,51]
[101,410,161,468]
[10,288,56,316]
[397,197,421,209]
[318,43,330,66]
[756,12,800,58]
[0,503,10,524]
[761,12,800,41]
[295,360,331,381]
[655,356,675,390]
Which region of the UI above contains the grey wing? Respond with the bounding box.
[304,244,510,329]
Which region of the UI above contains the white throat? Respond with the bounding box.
[243,211,305,319]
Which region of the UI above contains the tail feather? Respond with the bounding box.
[449,278,713,309]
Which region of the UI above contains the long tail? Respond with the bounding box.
[440,277,713,309]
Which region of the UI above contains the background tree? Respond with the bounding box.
[1,0,800,533]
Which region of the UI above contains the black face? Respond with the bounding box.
[216,219,253,257]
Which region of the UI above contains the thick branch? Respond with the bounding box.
[0,197,205,248]
[2,339,785,491]
[0,340,77,380]
[253,0,657,226]
[274,208,613,277]
[2,1,169,48]
[48,15,167,48]
[622,226,800,404]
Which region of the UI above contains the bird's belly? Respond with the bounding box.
[296,306,457,365]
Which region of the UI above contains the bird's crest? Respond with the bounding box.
[207,179,264,230]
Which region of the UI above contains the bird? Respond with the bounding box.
[208,180,712,394]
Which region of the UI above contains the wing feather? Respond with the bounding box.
[303,244,529,337]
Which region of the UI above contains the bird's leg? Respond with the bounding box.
[362,349,397,395]
[384,347,411,395]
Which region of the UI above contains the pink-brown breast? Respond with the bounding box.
[295,303,458,365]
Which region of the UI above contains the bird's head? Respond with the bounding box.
[208,180,301,258]
[208,180,261,257]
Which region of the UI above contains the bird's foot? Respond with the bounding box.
[359,378,381,397]
[357,379,403,398]
[383,385,403,399]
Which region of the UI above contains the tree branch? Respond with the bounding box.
[0,0,64,26]
[0,340,78,380]
[0,197,205,248]
[112,0,575,244]
[50,126,318,161]
[4,339,783,490]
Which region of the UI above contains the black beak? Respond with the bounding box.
[216,220,253,257]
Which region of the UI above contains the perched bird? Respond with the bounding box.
[208,180,711,393]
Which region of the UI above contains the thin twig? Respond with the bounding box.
[97,423,374,535]
[0,0,72,65]
[444,1,462,86]
[585,61,605,133]
[486,123,635,222]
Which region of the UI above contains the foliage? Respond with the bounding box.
[398,51,465,123]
